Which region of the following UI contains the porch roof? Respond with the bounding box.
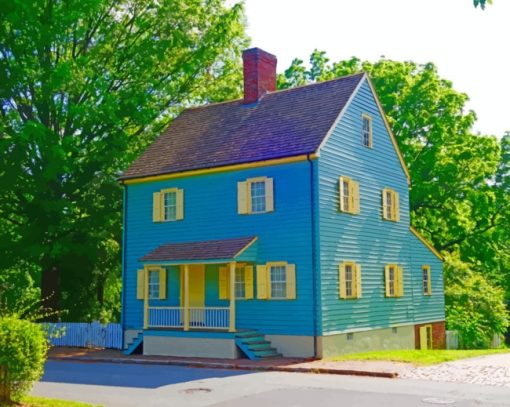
[139,236,257,264]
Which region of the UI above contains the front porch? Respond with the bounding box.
[143,261,239,332]
[139,236,259,333]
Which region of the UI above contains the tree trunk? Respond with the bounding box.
[41,265,60,322]
[0,365,11,405]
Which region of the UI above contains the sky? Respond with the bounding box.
[237,0,509,138]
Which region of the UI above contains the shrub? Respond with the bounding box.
[0,316,48,404]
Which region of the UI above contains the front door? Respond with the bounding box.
[181,265,205,325]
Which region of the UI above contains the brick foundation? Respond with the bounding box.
[414,321,446,349]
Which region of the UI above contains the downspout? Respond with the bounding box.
[120,183,128,348]
[307,154,319,358]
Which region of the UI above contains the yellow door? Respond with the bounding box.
[181,265,205,325]
[419,325,432,350]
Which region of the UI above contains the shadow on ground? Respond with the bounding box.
[42,360,251,389]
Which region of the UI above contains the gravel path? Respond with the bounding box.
[401,353,510,387]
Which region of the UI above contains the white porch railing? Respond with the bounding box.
[148,306,230,330]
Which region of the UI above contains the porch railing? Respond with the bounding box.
[148,306,230,330]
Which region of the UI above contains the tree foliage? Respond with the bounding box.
[278,52,509,345]
[0,0,247,321]
[474,0,492,9]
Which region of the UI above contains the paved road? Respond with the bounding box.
[33,361,510,407]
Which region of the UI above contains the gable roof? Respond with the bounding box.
[120,73,366,181]
[139,236,257,263]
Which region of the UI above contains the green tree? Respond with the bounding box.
[0,0,247,320]
[474,0,492,9]
[278,52,509,344]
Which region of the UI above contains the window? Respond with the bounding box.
[136,268,167,300]
[218,264,254,300]
[362,114,372,148]
[148,269,160,299]
[153,188,184,222]
[235,267,246,298]
[270,265,287,299]
[339,177,360,214]
[256,262,296,300]
[237,177,274,214]
[384,264,403,297]
[422,265,432,295]
[382,188,400,221]
[250,181,266,213]
[339,262,361,299]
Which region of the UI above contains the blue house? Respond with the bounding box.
[119,48,445,359]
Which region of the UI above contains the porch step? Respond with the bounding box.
[123,331,143,355]
[235,330,281,360]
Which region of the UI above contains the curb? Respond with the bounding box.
[47,356,398,379]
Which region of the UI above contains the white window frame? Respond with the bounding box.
[250,180,267,214]
[234,266,246,299]
[362,114,373,148]
[162,189,177,221]
[148,269,160,299]
[269,264,287,299]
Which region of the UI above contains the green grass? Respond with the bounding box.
[15,396,102,407]
[330,348,510,366]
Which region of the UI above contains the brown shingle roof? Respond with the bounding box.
[121,73,365,180]
[139,236,257,262]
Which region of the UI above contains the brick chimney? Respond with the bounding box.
[242,48,277,104]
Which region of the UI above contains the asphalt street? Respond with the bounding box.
[32,360,510,407]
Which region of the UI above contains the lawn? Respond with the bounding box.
[12,396,101,407]
[330,348,510,366]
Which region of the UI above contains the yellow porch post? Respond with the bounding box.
[143,267,149,329]
[184,264,190,331]
[229,261,236,332]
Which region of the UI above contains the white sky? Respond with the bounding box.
[238,0,509,138]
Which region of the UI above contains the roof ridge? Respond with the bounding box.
[184,71,366,112]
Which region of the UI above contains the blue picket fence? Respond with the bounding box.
[45,322,122,349]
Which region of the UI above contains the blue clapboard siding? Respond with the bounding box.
[317,79,416,334]
[46,322,122,349]
[409,232,445,323]
[124,161,316,336]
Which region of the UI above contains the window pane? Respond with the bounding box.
[345,265,353,297]
[386,191,393,219]
[163,191,177,220]
[423,267,429,294]
[389,266,395,296]
[250,181,266,213]
[362,117,371,147]
[343,180,350,211]
[235,267,245,299]
[149,270,160,299]
[270,266,287,298]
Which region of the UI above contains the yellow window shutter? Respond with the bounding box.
[286,264,296,299]
[153,192,162,222]
[256,265,268,299]
[219,266,230,300]
[245,265,254,299]
[382,189,388,220]
[137,269,145,299]
[339,177,345,212]
[394,192,400,221]
[355,264,362,298]
[176,189,184,220]
[237,181,248,214]
[351,180,360,214]
[339,264,346,299]
[265,177,274,212]
[159,268,167,299]
[396,266,404,297]
[384,265,390,297]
